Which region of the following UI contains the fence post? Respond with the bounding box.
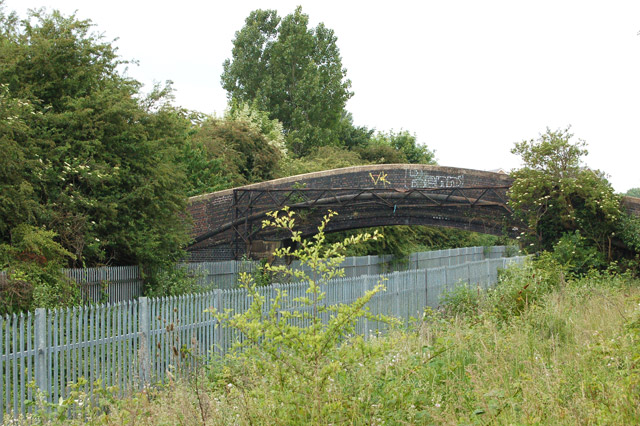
[362,276,369,341]
[394,272,400,319]
[486,260,491,289]
[138,297,151,388]
[425,269,429,310]
[214,289,223,354]
[35,308,48,399]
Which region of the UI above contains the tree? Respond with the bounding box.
[225,100,288,157]
[334,111,374,150]
[221,7,352,156]
[0,84,42,237]
[190,117,282,186]
[0,7,191,272]
[357,130,436,165]
[177,140,230,197]
[509,127,621,256]
[279,145,368,177]
[626,188,640,198]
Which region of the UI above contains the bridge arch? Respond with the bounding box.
[187,164,520,260]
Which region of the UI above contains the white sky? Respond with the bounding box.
[5,0,640,192]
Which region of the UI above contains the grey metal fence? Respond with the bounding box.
[52,246,516,303]
[66,266,143,304]
[183,260,258,290]
[0,255,526,423]
[0,266,145,304]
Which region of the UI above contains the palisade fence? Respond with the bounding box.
[65,245,516,303]
[66,266,144,304]
[0,255,526,423]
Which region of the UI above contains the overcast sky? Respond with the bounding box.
[5,0,640,192]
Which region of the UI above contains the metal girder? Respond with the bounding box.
[229,186,511,217]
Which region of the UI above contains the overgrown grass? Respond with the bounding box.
[15,265,640,425]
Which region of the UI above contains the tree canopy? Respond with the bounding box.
[509,128,621,257]
[221,7,353,156]
[0,7,191,270]
[190,116,282,186]
[626,188,640,198]
[357,130,436,165]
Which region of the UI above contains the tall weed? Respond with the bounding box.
[209,208,395,423]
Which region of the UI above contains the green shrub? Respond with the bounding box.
[440,283,482,318]
[550,231,605,276]
[251,258,274,287]
[0,225,79,314]
[485,253,565,322]
[144,265,201,297]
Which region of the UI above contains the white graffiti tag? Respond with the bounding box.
[409,170,464,188]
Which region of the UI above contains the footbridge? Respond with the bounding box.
[187,164,522,260]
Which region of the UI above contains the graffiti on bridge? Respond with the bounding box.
[409,170,464,188]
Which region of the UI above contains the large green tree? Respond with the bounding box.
[221,7,352,156]
[509,127,621,256]
[0,6,191,270]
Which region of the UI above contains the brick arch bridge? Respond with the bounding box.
[186,164,640,261]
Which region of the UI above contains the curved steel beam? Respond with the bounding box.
[188,188,512,249]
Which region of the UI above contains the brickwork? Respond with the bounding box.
[188,246,236,262]
[622,196,640,217]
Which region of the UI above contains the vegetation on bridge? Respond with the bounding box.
[509,127,640,274]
